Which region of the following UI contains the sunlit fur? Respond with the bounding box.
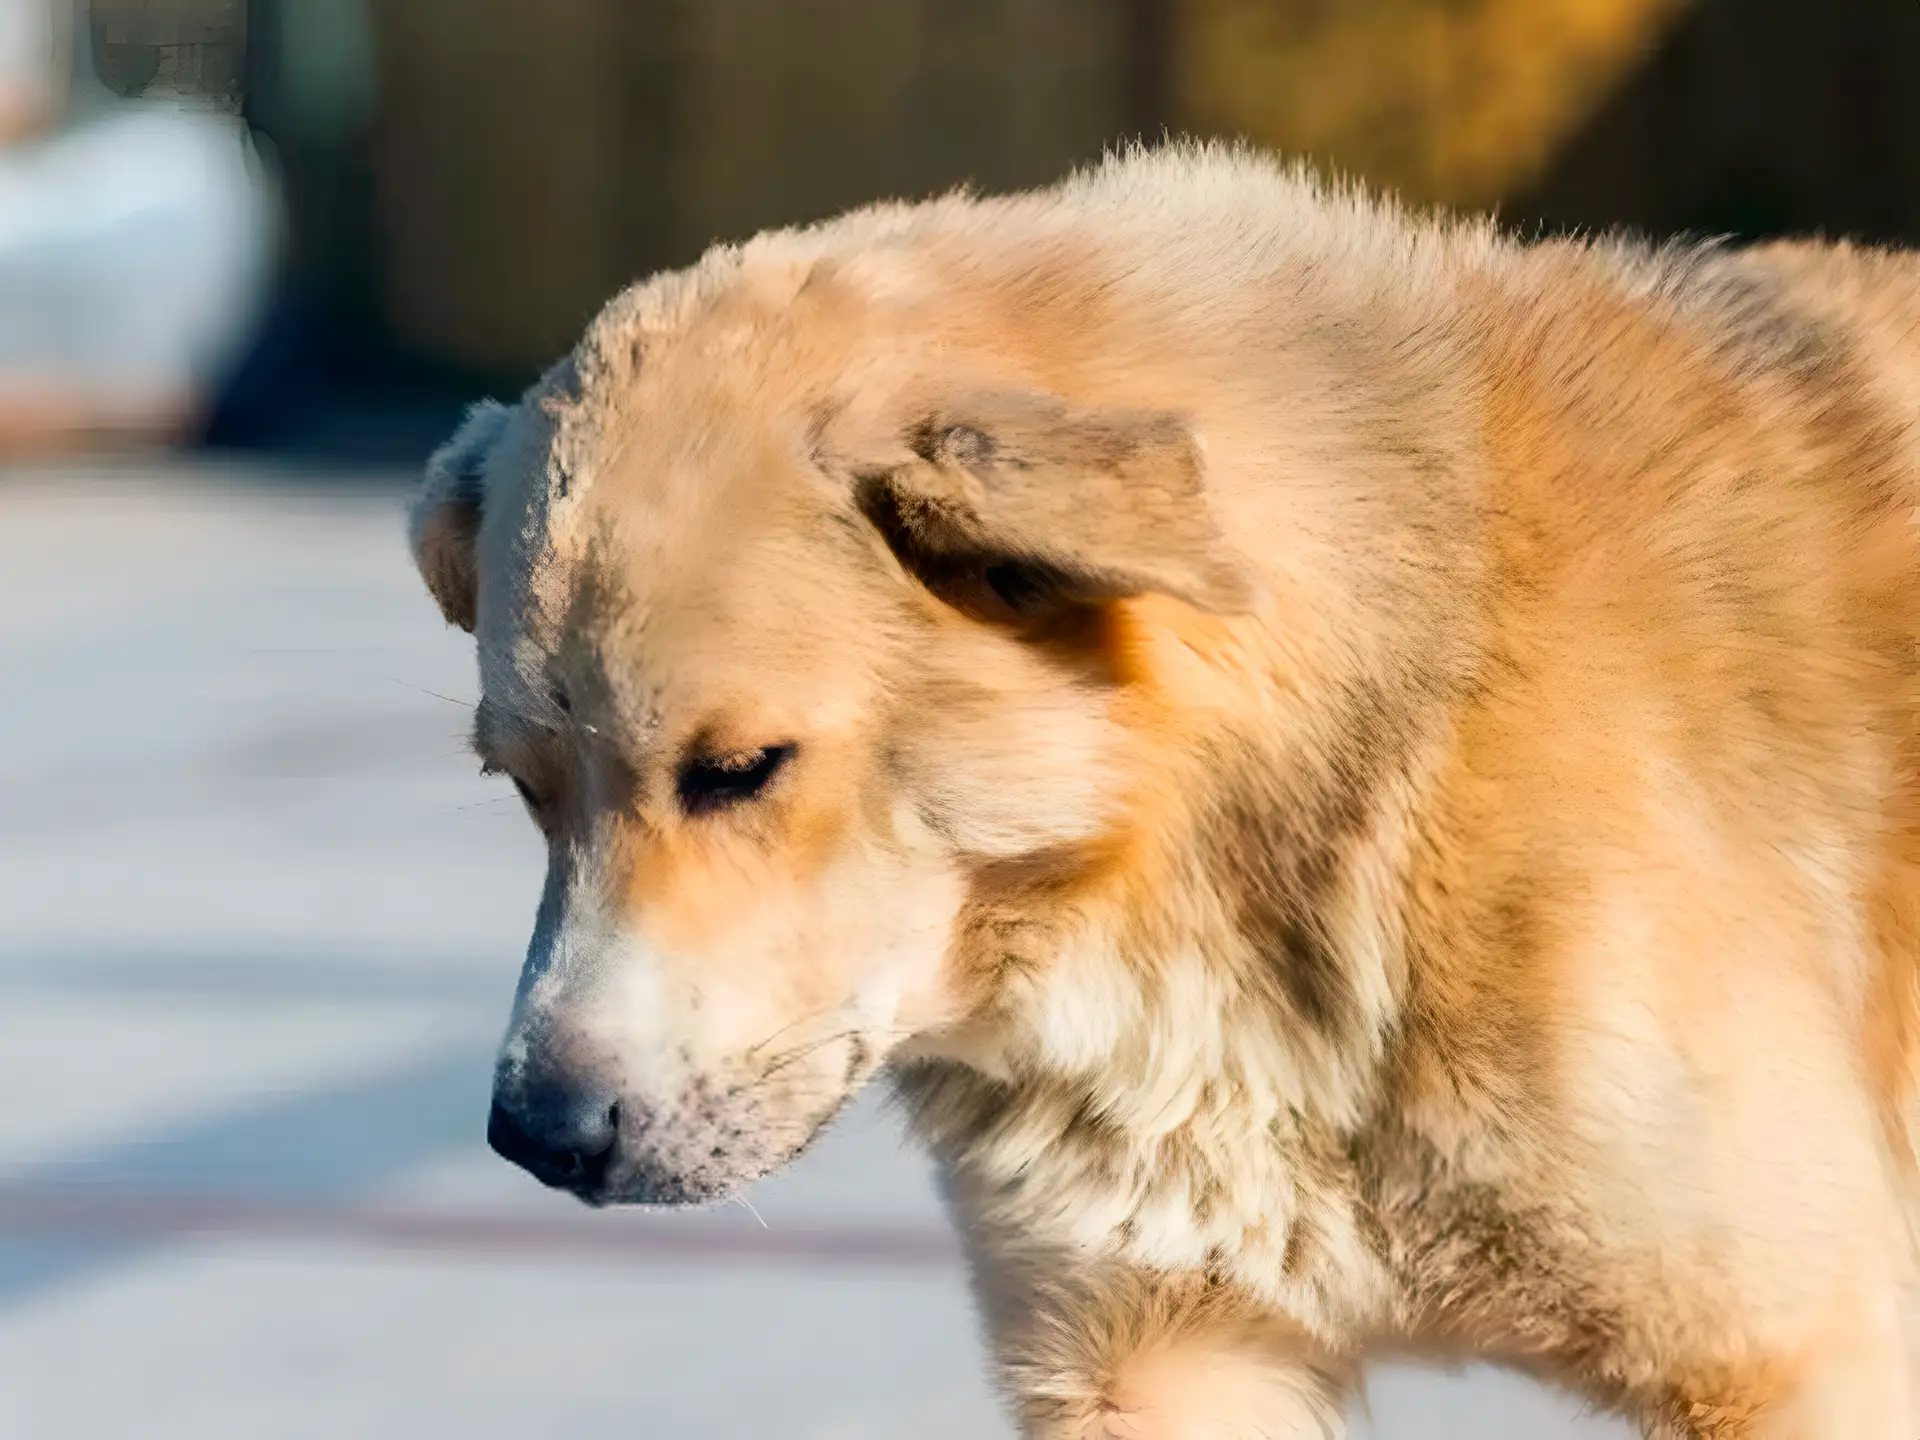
[411,142,1920,1437]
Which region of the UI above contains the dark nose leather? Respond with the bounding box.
[487,1083,618,1199]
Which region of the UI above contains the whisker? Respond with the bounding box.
[752,1026,918,1087]
[390,677,476,709]
[756,1029,863,1083]
[745,1004,851,1059]
[731,1194,770,1229]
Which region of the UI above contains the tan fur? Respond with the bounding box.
[411,144,1920,1436]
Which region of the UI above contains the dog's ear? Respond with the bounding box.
[410,400,511,632]
[854,393,1256,620]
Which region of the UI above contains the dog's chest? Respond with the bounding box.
[899,1063,1394,1339]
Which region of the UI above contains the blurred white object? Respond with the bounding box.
[0,103,277,409]
[0,0,277,443]
[0,0,57,138]
[0,0,50,85]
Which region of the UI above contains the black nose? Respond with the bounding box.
[487,1091,619,1199]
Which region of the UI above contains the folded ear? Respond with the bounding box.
[410,400,511,632]
[854,392,1256,619]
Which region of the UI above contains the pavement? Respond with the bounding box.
[0,462,1631,1437]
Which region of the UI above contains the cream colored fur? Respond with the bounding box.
[410,144,1920,1437]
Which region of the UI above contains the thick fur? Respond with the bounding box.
[410,144,1920,1437]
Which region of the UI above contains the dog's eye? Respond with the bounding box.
[678,745,793,816]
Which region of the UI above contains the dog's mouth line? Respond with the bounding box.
[563,1080,862,1209]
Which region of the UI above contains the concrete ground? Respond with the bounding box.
[0,464,1631,1438]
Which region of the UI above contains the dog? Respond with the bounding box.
[408,144,1920,1437]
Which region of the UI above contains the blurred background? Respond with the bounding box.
[1,2,1916,1435]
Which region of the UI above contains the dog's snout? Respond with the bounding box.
[487,1081,619,1201]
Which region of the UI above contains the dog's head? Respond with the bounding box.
[410,255,1259,1205]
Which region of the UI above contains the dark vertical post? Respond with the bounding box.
[1125,0,1175,143]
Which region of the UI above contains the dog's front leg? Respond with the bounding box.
[1023,1335,1352,1440]
[969,1249,1352,1440]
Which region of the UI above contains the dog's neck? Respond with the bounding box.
[895,686,1449,1335]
